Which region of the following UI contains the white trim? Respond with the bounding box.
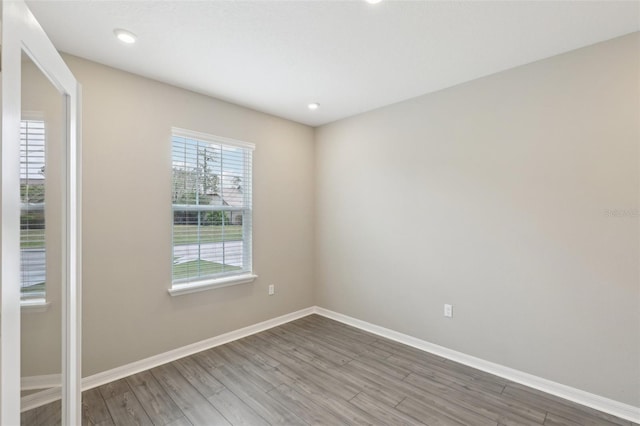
[2,3,27,423]
[82,306,312,390]
[169,273,258,296]
[20,305,639,423]
[313,307,640,424]
[21,387,61,412]
[21,306,314,412]
[20,299,51,313]
[21,374,61,391]
[171,127,255,151]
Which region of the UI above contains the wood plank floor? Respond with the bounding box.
[21,314,637,426]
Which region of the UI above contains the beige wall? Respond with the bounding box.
[20,33,639,408]
[22,54,316,377]
[315,33,640,406]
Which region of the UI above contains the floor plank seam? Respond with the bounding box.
[99,390,117,426]
[394,396,408,409]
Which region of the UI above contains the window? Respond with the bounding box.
[20,119,46,301]
[170,128,255,295]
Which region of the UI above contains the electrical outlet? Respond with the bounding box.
[268,284,275,296]
[444,304,453,318]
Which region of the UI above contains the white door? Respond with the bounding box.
[1,1,82,424]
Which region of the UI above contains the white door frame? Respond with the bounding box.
[1,1,82,424]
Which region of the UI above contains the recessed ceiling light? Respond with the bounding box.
[365,0,383,4]
[114,29,137,44]
[308,103,320,111]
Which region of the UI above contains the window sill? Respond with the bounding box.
[168,273,258,297]
[20,299,51,313]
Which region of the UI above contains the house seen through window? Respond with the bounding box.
[171,129,254,287]
[21,119,46,301]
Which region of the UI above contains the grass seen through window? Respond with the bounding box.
[172,259,241,281]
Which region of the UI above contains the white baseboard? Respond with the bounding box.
[20,306,314,412]
[21,305,640,423]
[21,374,61,391]
[82,306,314,391]
[21,387,61,412]
[314,306,640,424]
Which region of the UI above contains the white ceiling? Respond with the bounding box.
[27,1,640,127]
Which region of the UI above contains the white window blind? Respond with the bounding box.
[171,129,253,286]
[20,120,46,300]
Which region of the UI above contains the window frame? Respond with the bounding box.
[169,127,256,296]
